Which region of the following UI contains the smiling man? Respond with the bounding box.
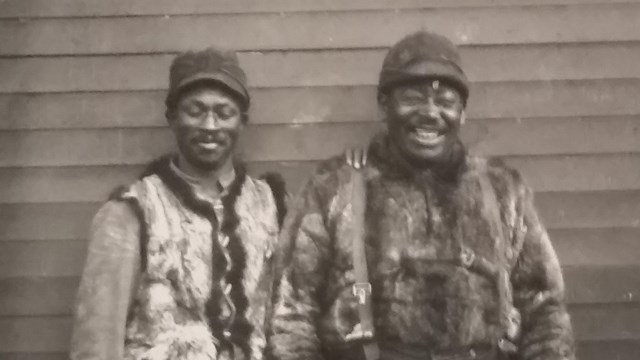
[269,31,575,360]
[70,47,286,360]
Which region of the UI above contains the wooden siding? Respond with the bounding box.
[0,0,639,359]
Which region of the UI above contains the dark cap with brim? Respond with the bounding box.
[165,47,250,112]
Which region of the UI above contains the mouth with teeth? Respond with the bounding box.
[408,127,446,147]
[193,133,227,152]
[195,141,222,151]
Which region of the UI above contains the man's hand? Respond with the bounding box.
[345,146,368,169]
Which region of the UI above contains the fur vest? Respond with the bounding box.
[114,157,284,360]
[270,136,574,360]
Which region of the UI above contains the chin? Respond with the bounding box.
[402,145,443,162]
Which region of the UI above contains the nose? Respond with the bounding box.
[201,111,219,130]
[415,98,440,121]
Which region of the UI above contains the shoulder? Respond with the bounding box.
[89,199,141,254]
[290,155,371,222]
[237,173,288,228]
[303,155,355,197]
[107,155,174,202]
[93,199,139,226]
[466,156,530,200]
[242,173,279,202]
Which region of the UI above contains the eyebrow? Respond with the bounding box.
[183,99,236,107]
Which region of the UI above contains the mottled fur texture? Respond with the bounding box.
[118,156,282,360]
[269,135,574,360]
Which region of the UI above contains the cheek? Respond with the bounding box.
[223,120,244,138]
[392,104,414,119]
[386,107,413,130]
[442,109,464,128]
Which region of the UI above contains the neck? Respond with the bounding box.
[176,154,234,183]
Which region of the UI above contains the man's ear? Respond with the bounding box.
[460,110,466,126]
[165,108,176,125]
[378,92,390,121]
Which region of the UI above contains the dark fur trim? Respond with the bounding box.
[220,164,253,359]
[145,156,252,359]
[260,172,288,228]
[108,185,129,200]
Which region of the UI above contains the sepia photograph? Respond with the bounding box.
[0,1,638,359]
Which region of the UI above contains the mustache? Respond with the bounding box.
[190,130,228,143]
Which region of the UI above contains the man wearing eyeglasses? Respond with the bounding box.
[269,31,575,360]
[70,47,286,360]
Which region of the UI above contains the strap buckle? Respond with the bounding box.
[352,282,372,305]
[459,247,476,268]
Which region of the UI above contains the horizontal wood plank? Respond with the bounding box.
[2,5,640,56]
[0,317,71,353]
[1,117,640,167]
[564,266,640,304]
[3,80,640,130]
[2,43,640,93]
[571,303,640,341]
[0,241,86,277]
[1,304,638,352]
[0,0,635,18]
[577,340,640,360]
[0,202,97,242]
[552,228,640,267]
[0,277,78,316]
[2,227,638,278]
[535,190,640,229]
[505,154,640,194]
[2,153,639,204]
[1,190,638,241]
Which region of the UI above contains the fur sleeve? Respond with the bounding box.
[267,164,339,360]
[510,185,576,360]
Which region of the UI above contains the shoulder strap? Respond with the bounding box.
[347,169,380,360]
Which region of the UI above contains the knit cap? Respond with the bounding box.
[378,31,469,101]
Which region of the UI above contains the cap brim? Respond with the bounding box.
[380,60,469,98]
[174,72,250,108]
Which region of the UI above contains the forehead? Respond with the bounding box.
[393,79,462,96]
[177,83,239,106]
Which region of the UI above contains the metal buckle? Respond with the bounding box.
[459,247,476,268]
[345,323,374,342]
[352,282,372,305]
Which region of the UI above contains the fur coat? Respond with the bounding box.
[269,135,575,360]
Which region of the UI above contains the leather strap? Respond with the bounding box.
[348,169,380,360]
